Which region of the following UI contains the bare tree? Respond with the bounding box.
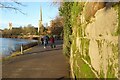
[0,0,26,15]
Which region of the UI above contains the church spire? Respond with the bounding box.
[40,6,42,21]
[38,5,44,34]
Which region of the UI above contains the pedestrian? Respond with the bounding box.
[43,35,47,49]
[46,35,49,45]
[41,37,44,45]
[49,35,55,48]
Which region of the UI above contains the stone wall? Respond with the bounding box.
[70,3,118,78]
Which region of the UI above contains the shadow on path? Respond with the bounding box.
[26,47,63,55]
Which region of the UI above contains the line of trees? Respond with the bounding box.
[2,24,37,38]
[2,16,64,38]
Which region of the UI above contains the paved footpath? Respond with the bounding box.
[2,40,69,79]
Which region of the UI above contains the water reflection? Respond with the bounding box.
[0,38,37,57]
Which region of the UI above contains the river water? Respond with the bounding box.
[0,38,37,57]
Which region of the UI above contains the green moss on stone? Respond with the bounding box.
[76,58,96,78]
[107,65,116,78]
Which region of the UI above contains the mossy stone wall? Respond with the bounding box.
[59,2,119,79]
[70,3,119,78]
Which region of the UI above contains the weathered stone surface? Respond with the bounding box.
[85,7,118,78]
[70,4,118,78]
[84,2,105,21]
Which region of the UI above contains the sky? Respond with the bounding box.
[0,2,59,30]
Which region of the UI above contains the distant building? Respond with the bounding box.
[8,22,12,30]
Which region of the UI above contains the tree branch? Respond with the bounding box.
[5,6,26,15]
[0,0,27,15]
[11,0,26,7]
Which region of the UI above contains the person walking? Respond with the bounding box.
[50,35,55,48]
[41,37,44,45]
[46,35,49,45]
[43,35,47,49]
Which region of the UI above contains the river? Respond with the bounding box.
[0,38,37,57]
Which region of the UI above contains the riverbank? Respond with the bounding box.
[2,41,38,61]
[2,40,63,61]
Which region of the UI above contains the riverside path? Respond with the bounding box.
[2,40,69,79]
